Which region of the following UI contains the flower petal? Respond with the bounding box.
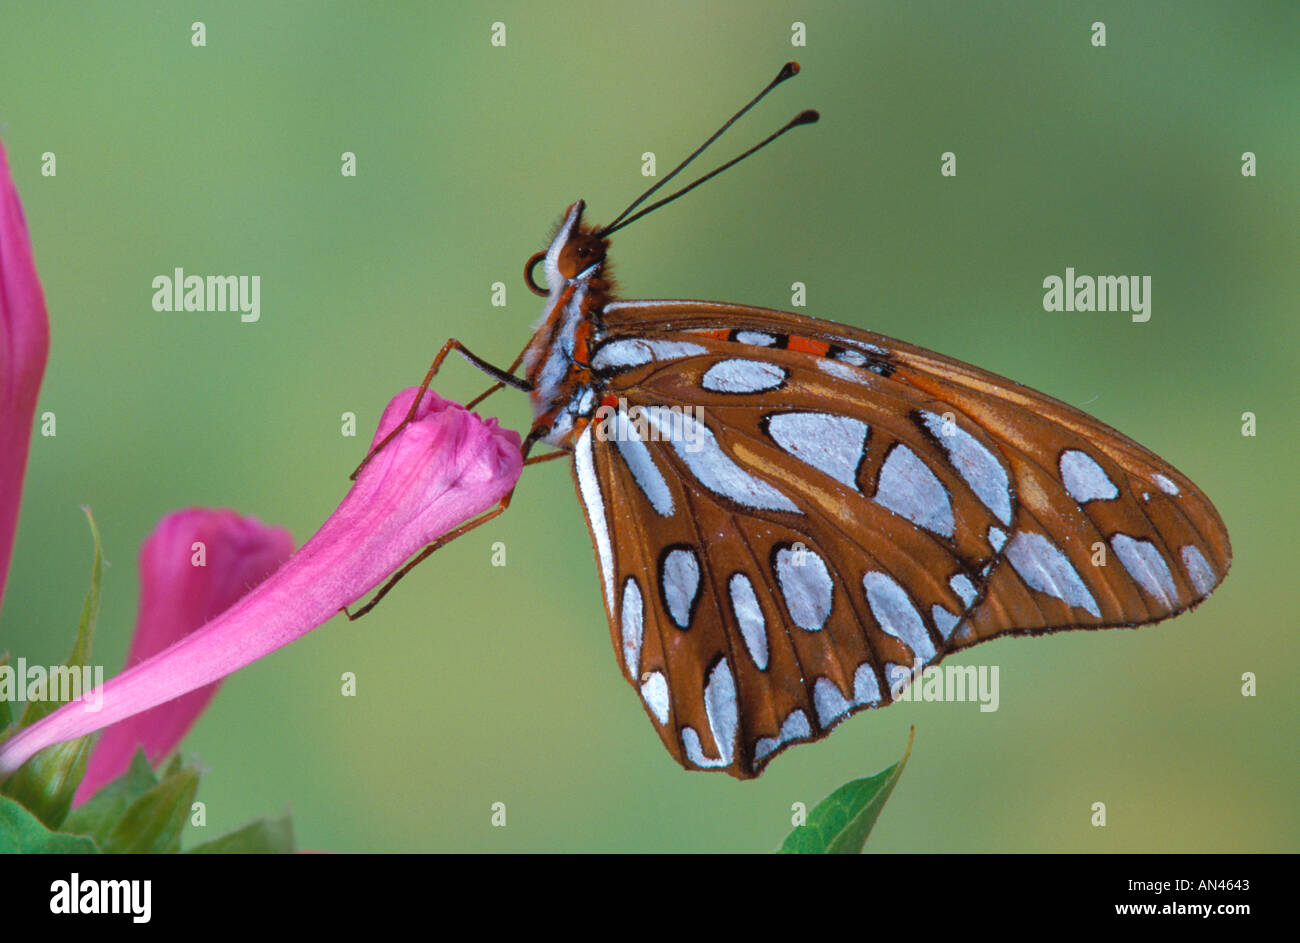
[74,509,295,805]
[0,141,51,610]
[0,389,522,776]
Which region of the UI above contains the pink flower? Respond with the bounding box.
[74,510,295,805]
[0,389,523,775]
[0,140,51,612]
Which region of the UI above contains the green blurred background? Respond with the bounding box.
[1,2,1295,852]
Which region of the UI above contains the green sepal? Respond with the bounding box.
[0,794,100,853]
[0,510,106,829]
[60,748,159,846]
[186,813,297,854]
[19,506,104,728]
[0,734,95,830]
[99,763,200,854]
[0,653,12,732]
[777,726,914,854]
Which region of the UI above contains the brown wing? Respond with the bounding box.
[568,302,1230,778]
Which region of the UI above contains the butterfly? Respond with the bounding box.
[359,62,1231,779]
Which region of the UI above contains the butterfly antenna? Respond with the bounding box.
[597,108,819,238]
[598,61,804,236]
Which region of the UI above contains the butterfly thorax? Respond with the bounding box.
[523,201,613,448]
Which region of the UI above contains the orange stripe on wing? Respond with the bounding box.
[786,335,830,355]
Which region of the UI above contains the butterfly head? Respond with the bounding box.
[525,200,610,297]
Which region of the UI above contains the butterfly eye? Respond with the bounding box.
[557,236,607,278]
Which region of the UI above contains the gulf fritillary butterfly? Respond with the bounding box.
[370,62,1231,779]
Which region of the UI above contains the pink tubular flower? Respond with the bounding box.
[0,140,51,612]
[74,510,296,805]
[0,389,523,776]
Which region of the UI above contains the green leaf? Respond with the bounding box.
[186,814,297,854]
[18,507,104,728]
[61,748,159,846]
[100,764,199,854]
[0,734,95,830]
[778,726,914,854]
[0,794,100,853]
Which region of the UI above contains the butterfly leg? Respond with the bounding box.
[524,449,569,467]
[343,427,563,620]
[342,501,510,620]
[350,340,530,480]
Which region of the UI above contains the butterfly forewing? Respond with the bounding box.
[568,299,1230,778]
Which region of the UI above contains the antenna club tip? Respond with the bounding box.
[779,61,801,80]
[794,109,820,125]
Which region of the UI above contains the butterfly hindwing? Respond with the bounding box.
[568,301,1230,777]
[571,338,1002,776]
